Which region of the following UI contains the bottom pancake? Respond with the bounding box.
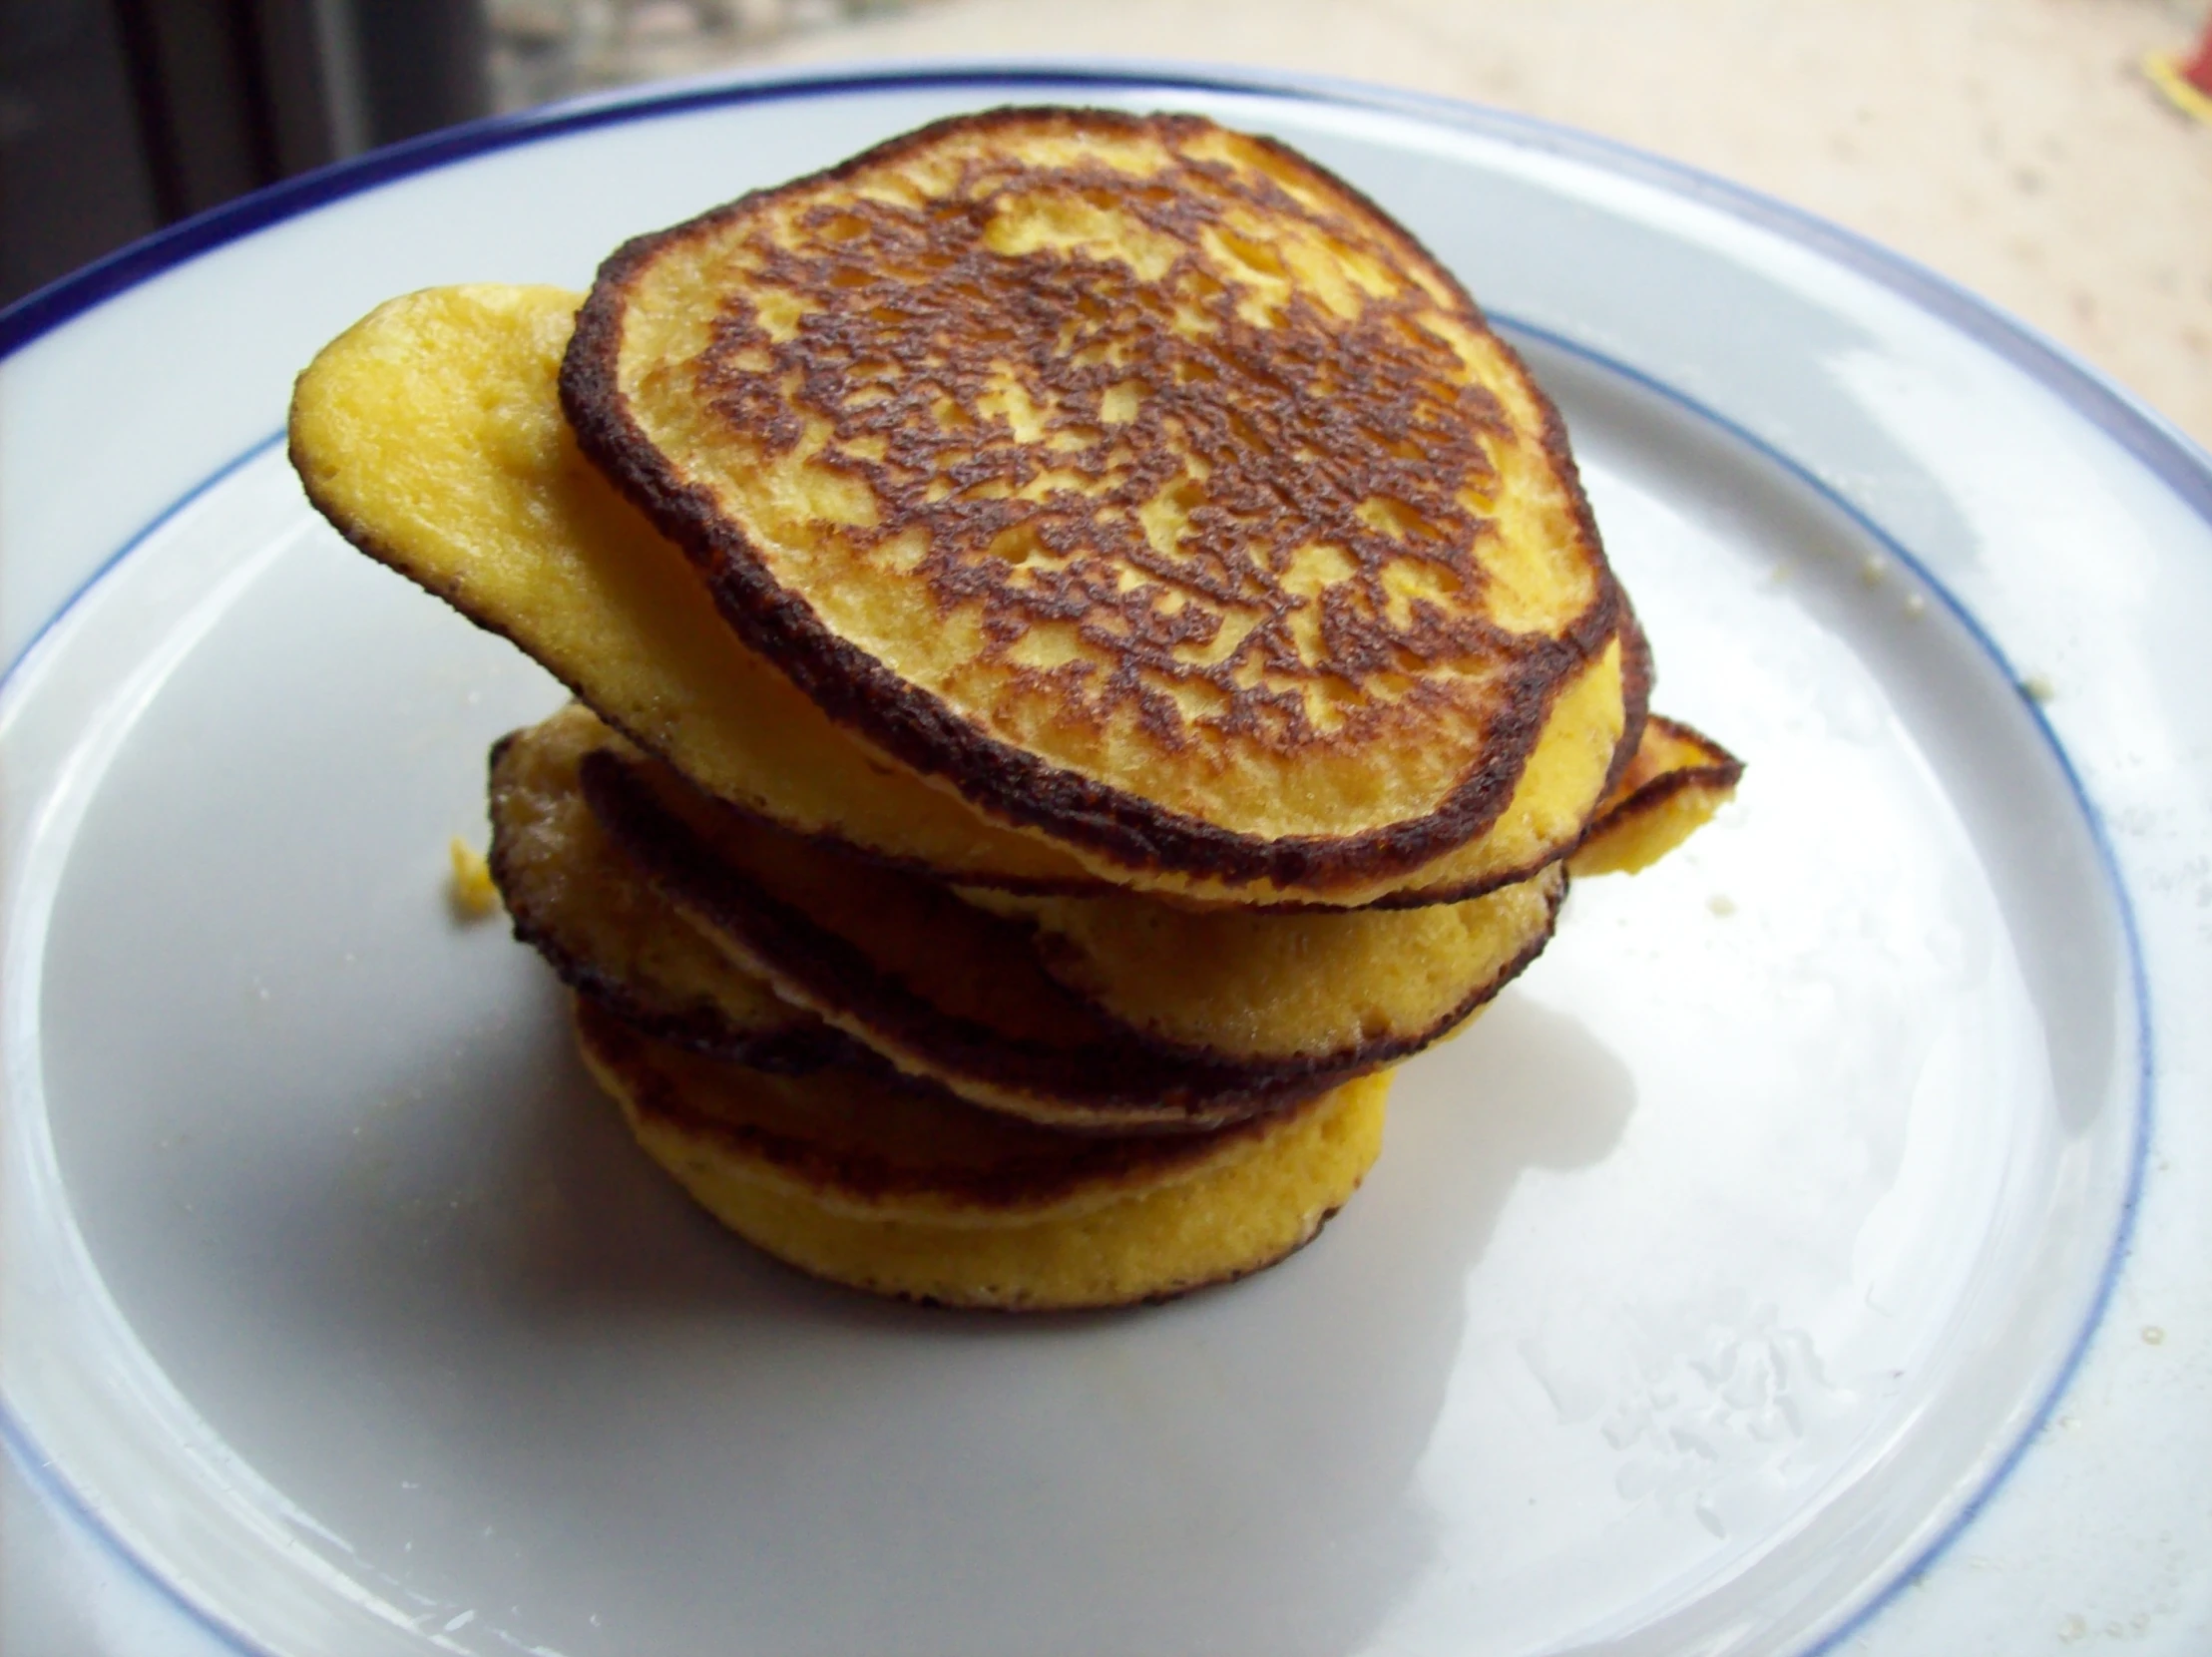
[573,998,1390,1311]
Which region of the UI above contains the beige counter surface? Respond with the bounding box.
[546,0,2212,451]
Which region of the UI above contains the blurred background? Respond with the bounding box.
[4,0,2207,445]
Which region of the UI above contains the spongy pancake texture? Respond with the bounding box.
[577,999,1391,1310]
[973,859,1564,1065]
[288,282,1097,892]
[487,701,837,1066]
[1568,714,1743,877]
[569,108,1633,898]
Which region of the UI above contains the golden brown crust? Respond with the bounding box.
[562,106,1639,898]
[1597,594,1655,804]
[650,600,1643,913]
[500,885,849,1071]
[1574,713,1742,851]
[574,995,1283,1212]
[585,742,1562,1098]
[1285,604,1651,910]
[485,727,857,1073]
[581,1001,1390,1310]
[579,747,1353,1132]
[986,862,1565,1074]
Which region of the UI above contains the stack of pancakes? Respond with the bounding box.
[288,110,1738,1310]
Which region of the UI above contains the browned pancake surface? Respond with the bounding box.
[573,996,1279,1216]
[580,746,1347,1133]
[1567,714,1744,876]
[487,702,849,1069]
[564,108,1634,900]
[576,998,1394,1310]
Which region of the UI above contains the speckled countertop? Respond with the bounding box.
[558,0,2212,451]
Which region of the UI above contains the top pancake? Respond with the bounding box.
[563,107,1632,899]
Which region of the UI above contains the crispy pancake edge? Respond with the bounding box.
[1009,859,1569,1071]
[572,995,1287,1216]
[589,745,1566,1082]
[1572,713,1742,852]
[1287,602,1651,909]
[283,297,1111,907]
[1565,712,1742,876]
[579,748,1353,1133]
[485,727,858,1073]
[561,105,1644,900]
[582,998,1391,1310]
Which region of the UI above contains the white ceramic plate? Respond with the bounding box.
[4,64,2208,1657]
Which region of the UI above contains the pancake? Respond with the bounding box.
[284,114,1746,1319]
[574,996,1390,1310]
[563,107,1643,906]
[580,727,1561,1113]
[289,282,1102,896]
[1568,714,1742,876]
[958,861,1563,1069]
[487,700,845,1069]
[290,281,1633,909]
[574,735,1351,1133]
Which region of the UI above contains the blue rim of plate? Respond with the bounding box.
[0,59,2180,1657]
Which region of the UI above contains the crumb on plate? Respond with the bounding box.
[449,836,501,920]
